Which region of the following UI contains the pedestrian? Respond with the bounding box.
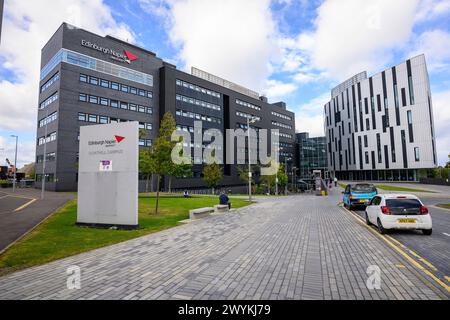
[334,176,338,187]
[219,191,231,210]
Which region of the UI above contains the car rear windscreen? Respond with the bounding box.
[386,199,422,215]
[352,184,377,193]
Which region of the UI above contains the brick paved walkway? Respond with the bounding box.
[0,193,448,300]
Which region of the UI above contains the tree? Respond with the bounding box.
[202,163,223,194]
[167,163,193,193]
[446,154,450,169]
[148,112,177,214]
[139,148,154,193]
[277,164,288,192]
[238,165,259,194]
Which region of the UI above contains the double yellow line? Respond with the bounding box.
[340,204,450,294]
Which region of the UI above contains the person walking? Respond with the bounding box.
[334,176,338,187]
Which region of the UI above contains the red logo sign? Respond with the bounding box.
[124,50,138,62]
[115,135,125,143]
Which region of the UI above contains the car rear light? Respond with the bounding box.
[381,206,391,215]
[349,195,353,200]
[420,206,429,215]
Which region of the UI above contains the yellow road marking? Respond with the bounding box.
[341,205,450,293]
[14,198,37,212]
[395,264,406,269]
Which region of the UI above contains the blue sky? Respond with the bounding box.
[1,0,450,168]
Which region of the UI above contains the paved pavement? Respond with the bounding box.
[0,189,75,253]
[0,190,448,300]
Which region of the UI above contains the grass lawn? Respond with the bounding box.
[0,194,250,276]
[337,183,436,193]
[436,203,450,209]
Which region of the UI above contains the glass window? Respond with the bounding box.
[88,114,97,123]
[89,95,98,104]
[407,110,412,124]
[110,100,118,108]
[138,89,146,97]
[139,122,145,129]
[99,116,108,124]
[138,106,146,113]
[79,74,88,83]
[89,77,98,85]
[100,79,109,88]
[414,147,420,161]
[146,123,152,130]
[121,85,129,93]
[129,104,137,111]
[146,107,153,114]
[78,113,86,121]
[130,87,137,95]
[120,102,128,110]
[147,92,153,99]
[79,93,87,102]
[100,97,109,106]
[139,139,145,146]
[111,82,119,90]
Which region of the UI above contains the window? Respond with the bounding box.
[39,92,59,109]
[100,97,109,106]
[139,139,145,146]
[130,87,137,95]
[110,100,118,108]
[121,85,129,93]
[366,118,370,130]
[89,95,98,104]
[88,114,97,123]
[99,116,109,124]
[79,93,87,102]
[100,79,109,88]
[79,74,88,83]
[41,72,60,93]
[146,123,152,130]
[365,151,369,164]
[120,102,128,110]
[39,112,58,127]
[407,110,412,124]
[89,77,98,85]
[401,88,407,107]
[46,152,56,162]
[146,107,153,114]
[176,79,221,98]
[364,135,368,148]
[129,104,137,111]
[138,89,146,97]
[139,122,145,129]
[78,113,87,121]
[111,82,119,90]
[414,147,420,161]
[138,106,146,113]
[176,94,221,111]
[41,49,153,86]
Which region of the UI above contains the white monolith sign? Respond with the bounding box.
[77,121,139,228]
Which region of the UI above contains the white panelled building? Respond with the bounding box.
[324,54,437,181]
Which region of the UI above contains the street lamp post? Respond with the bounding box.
[247,116,257,202]
[10,135,18,192]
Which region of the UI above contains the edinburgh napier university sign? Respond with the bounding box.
[77,122,139,229]
[81,39,139,64]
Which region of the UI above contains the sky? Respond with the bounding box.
[0,0,450,168]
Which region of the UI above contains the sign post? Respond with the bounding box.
[77,121,139,229]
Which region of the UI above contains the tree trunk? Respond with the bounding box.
[145,174,149,193]
[150,174,154,193]
[212,187,214,195]
[155,174,161,215]
[168,176,172,193]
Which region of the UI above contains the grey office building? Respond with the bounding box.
[295,133,328,180]
[36,23,296,191]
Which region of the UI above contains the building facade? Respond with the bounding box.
[295,133,328,180]
[36,23,296,191]
[324,55,437,182]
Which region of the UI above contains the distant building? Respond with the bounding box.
[295,133,328,181]
[36,23,296,191]
[324,54,437,181]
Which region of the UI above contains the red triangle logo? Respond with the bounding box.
[115,135,125,143]
[124,50,138,61]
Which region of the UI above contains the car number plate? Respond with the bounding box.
[359,199,367,203]
[398,219,417,223]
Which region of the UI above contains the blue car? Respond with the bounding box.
[343,184,378,209]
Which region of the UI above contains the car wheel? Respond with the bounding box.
[365,212,371,226]
[377,219,387,234]
[422,229,432,236]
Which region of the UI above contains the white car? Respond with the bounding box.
[364,194,432,235]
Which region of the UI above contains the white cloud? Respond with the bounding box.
[0,136,36,168]
[163,0,278,93]
[415,0,450,22]
[430,89,450,165]
[294,92,329,137]
[263,79,297,99]
[295,113,325,137]
[409,29,450,72]
[0,0,134,132]
[291,0,419,81]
